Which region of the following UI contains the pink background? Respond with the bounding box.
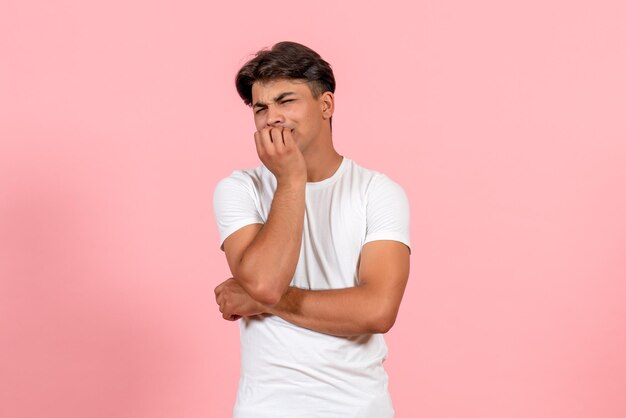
[1,1,625,417]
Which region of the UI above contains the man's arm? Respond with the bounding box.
[216,240,410,337]
[268,240,410,336]
[222,126,307,306]
[224,179,304,305]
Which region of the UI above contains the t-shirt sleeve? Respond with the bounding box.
[363,174,411,254]
[213,173,264,252]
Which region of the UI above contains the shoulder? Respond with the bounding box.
[347,159,407,199]
[371,173,407,196]
[214,164,268,195]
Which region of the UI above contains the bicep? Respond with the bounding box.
[223,223,263,277]
[358,240,410,309]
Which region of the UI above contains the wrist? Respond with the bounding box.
[276,176,306,188]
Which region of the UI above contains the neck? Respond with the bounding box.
[305,150,343,183]
[301,130,343,182]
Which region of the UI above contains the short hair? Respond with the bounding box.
[235,41,336,108]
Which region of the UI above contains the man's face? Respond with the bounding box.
[251,78,328,152]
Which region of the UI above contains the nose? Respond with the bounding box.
[265,104,285,128]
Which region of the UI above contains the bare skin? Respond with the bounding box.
[215,240,410,336]
[218,79,339,305]
[228,126,307,305]
[214,78,410,337]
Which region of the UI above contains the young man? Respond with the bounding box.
[213,41,411,418]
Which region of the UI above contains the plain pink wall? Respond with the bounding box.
[1,1,625,417]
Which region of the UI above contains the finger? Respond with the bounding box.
[215,287,223,304]
[269,127,284,148]
[282,128,295,149]
[259,127,276,154]
[273,127,286,151]
[222,309,236,320]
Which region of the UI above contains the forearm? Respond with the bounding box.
[266,284,396,337]
[236,179,305,304]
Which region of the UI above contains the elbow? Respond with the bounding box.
[248,282,283,306]
[368,310,398,334]
[236,268,284,306]
[236,257,287,306]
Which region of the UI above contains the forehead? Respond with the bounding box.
[251,78,313,102]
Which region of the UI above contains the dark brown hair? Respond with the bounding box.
[235,41,336,109]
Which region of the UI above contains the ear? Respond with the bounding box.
[319,92,334,120]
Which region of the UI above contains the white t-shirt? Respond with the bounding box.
[213,156,411,418]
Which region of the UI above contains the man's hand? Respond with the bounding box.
[214,277,268,321]
[254,127,307,184]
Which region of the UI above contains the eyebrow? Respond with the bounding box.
[253,91,297,108]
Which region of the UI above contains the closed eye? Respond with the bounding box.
[254,99,295,114]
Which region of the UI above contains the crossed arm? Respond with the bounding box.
[215,234,410,337]
[213,179,410,338]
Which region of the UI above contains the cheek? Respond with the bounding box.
[253,114,265,130]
